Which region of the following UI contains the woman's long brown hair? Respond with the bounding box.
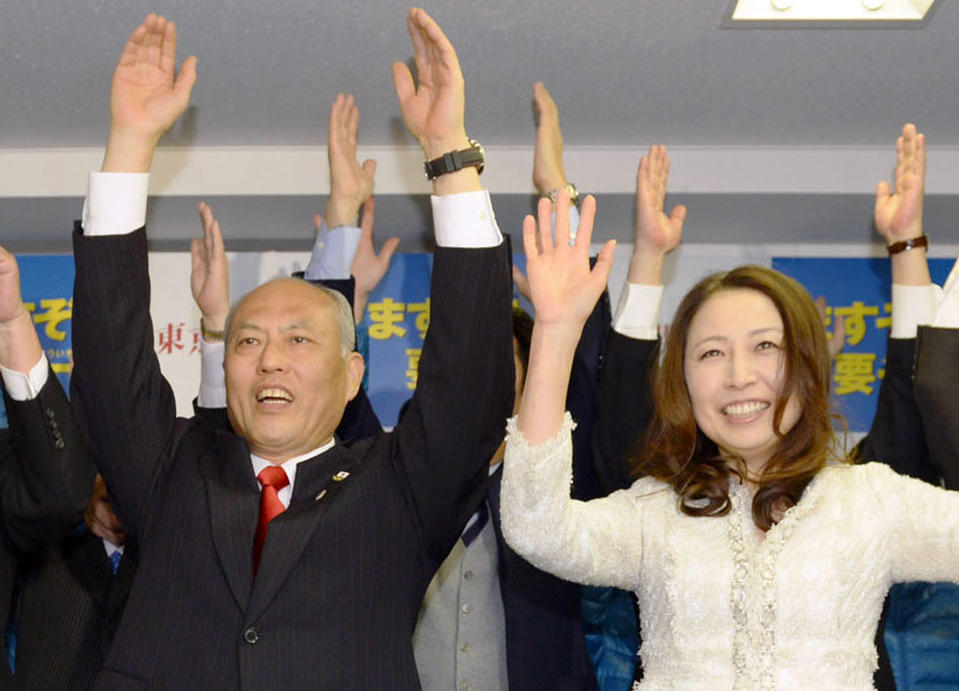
[634,266,841,531]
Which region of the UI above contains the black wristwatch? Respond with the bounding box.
[424,138,485,180]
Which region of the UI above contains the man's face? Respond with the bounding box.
[225,279,363,464]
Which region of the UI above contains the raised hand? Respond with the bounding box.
[191,203,230,333]
[347,198,399,323]
[629,145,686,285]
[532,82,567,195]
[392,8,468,160]
[814,296,846,359]
[523,193,615,335]
[103,14,198,172]
[325,93,376,229]
[875,123,925,244]
[0,245,42,372]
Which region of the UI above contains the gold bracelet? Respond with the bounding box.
[200,317,225,343]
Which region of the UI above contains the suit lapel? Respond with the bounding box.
[246,445,359,622]
[203,432,260,613]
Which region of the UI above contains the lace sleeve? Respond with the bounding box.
[861,463,959,583]
[500,413,646,591]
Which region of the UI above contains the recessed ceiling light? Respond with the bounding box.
[727,0,936,25]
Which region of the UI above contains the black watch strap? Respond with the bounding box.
[424,139,485,180]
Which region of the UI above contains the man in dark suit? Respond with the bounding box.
[70,11,511,690]
[0,245,96,690]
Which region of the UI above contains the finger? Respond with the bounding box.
[360,197,376,235]
[159,19,177,77]
[328,93,343,148]
[362,158,377,182]
[416,9,462,79]
[670,204,687,228]
[408,10,430,86]
[591,239,617,288]
[144,15,166,68]
[190,238,204,276]
[521,213,539,262]
[209,217,225,260]
[574,194,597,250]
[118,22,148,67]
[392,61,415,108]
[553,190,571,249]
[347,96,360,144]
[814,295,828,321]
[379,237,400,266]
[173,55,198,103]
[536,197,553,254]
[512,265,531,300]
[915,132,926,186]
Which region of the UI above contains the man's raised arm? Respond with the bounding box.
[71,14,196,537]
[388,8,512,564]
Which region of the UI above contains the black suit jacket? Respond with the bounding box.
[0,372,96,690]
[71,227,512,690]
[914,326,959,490]
[11,534,138,690]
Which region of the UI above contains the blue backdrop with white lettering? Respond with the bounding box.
[772,257,953,432]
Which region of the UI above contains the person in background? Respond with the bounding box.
[0,244,96,690]
[70,12,511,688]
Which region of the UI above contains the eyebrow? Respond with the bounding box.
[232,320,318,334]
[689,327,783,350]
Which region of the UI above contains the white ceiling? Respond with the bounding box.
[1,0,957,150]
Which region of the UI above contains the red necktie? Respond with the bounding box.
[253,466,290,575]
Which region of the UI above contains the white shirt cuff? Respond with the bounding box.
[430,190,503,248]
[612,282,663,341]
[198,340,227,409]
[303,220,362,281]
[81,172,150,236]
[0,353,49,401]
[933,257,959,328]
[891,283,941,339]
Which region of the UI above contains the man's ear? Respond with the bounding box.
[344,351,365,402]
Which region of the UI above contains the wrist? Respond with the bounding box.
[201,314,228,339]
[627,248,667,285]
[102,126,160,173]
[535,173,568,197]
[421,133,471,161]
[323,199,361,229]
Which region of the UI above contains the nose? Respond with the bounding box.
[725,350,757,389]
[257,338,288,373]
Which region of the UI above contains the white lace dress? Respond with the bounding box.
[500,414,959,691]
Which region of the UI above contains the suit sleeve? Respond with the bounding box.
[568,280,611,501]
[592,330,660,493]
[393,243,513,565]
[855,336,937,484]
[70,225,177,538]
[0,368,95,553]
[914,326,959,490]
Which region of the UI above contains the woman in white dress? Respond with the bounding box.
[500,126,959,690]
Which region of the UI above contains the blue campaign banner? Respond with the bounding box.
[772,257,953,433]
[363,253,434,427]
[0,255,76,429]
[361,252,530,427]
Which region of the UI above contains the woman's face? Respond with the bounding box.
[682,288,801,472]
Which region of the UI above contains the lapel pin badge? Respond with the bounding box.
[332,471,350,482]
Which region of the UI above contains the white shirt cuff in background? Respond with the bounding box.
[81,172,150,236]
[891,283,941,339]
[612,282,663,341]
[303,220,362,281]
[430,190,503,248]
[198,340,227,409]
[0,354,50,401]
